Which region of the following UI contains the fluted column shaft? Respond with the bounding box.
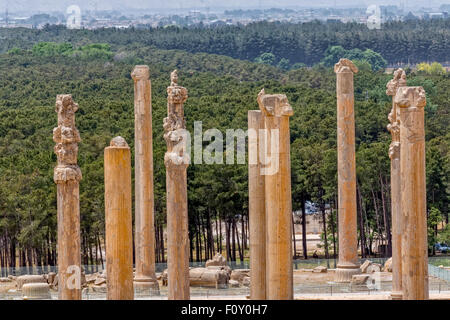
[334,59,360,282]
[257,89,293,300]
[105,137,134,300]
[131,65,159,293]
[397,86,428,300]
[248,110,266,300]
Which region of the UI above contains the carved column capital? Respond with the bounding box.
[53,95,82,183]
[387,69,407,159]
[386,68,407,97]
[167,70,188,105]
[164,70,189,168]
[334,58,359,74]
[131,65,150,81]
[396,86,426,144]
[395,86,426,110]
[257,89,293,118]
[389,141,401,160]
[110,136,129,148]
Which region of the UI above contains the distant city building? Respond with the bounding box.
[0,6,448,29]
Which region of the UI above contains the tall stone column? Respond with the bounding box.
[53,95,82,300]
[386,69,406,300]
[257,89,294,300]
[396,86,428,300]
[131,65,159,294]
[104,137,134,300]
[164,70,190,300]
[248,110,266,300]
[334,59,361,282]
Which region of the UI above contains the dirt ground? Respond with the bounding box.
[0,282,16,293]
[1,270,448,300]
[293,270,336,284]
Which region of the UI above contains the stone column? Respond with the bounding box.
[131,65,159,294]
[386,69,407,300]
[396,86,428,300]
[334,59,361,282]
[164,70,190,300]
[53,95,82,300]
[257,89,294,300]
[248,110,266,300]
[105,137,134,300]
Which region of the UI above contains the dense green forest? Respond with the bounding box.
[0,23,448,273]
[0,19,449,67]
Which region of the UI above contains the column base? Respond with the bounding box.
[390,291,403,300]
[134,277,160,296]
[334,264,361,283]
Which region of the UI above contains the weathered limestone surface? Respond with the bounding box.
[47,272,57,286]
[257,89,294,300]
[205,253,227,268]
[206,265,232,277]
[248,109,266,300]
[386,69,407,300]
[229,280,240,288]
[164,70,190,300]
[104,137,134,300]
[396,86,429,300]
[334,59,361,282]
[383,257,393,272]
[53,94,82,300]
[160,266,229,289]
[230,269,251,284]
[22,283,51,300]
[16,275,47,290]
[313,266,327,273]
[360,260,372,273]
[131,66,159,294]
[189,268,229,289]
[366,264,382,274]
[351,274,370,285]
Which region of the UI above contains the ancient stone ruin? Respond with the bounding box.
[43,62,431,300]
[247,89,294,300]
[104,137,134,300]
[396,86,428,300]
[386,68,407,300]
[164,70,190,300]
[334,59,361,282]
[132,66,160,295]
[53,94,82,300]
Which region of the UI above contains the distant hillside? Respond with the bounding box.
[0,42,448,267]
[1,19,449,66]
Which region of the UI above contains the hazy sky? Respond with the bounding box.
[1,0,449,13]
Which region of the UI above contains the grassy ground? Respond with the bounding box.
[429,256,450,267]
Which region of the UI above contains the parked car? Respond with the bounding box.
[434,243,449,253]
